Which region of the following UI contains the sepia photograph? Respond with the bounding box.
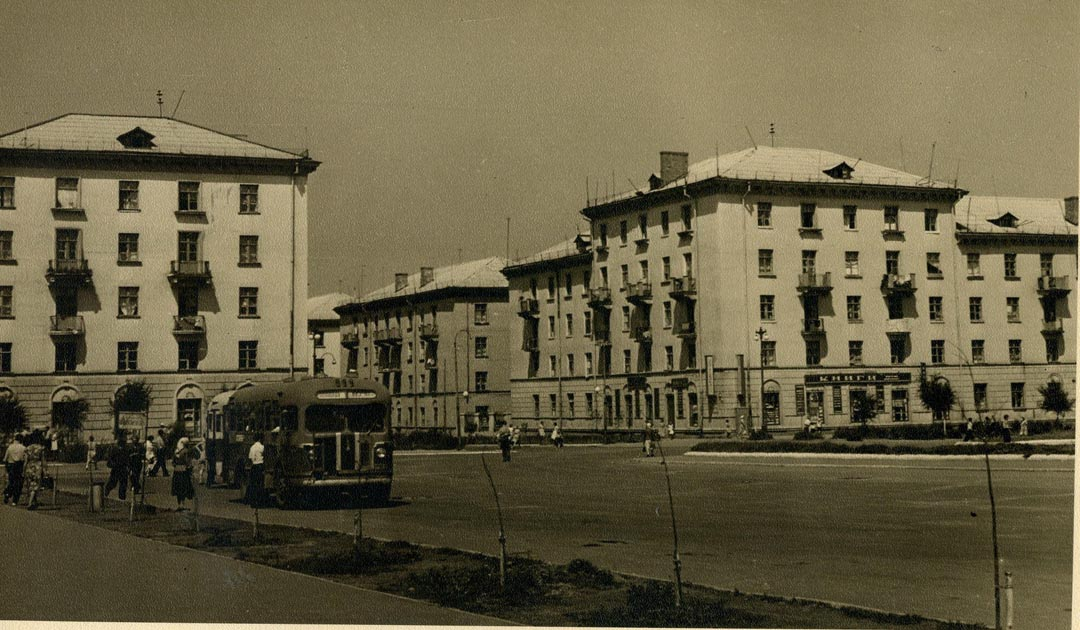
[0,1,1075,629]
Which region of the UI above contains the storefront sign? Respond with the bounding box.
[116,411,147,430]
[804,372,911,386]
[668,377,690,389]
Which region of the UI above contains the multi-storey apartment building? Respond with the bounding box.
[0,114,318,440]
[506,147,1075,433]
[334,257,510,433]
[307,292,351,377]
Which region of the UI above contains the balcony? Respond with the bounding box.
[797,272,832,295]
[172,315,206,337]
[49,315,84,337]
[587,287,612,308]
[594,242,609,255]
[168,260,212,286]
[418,323,439,339]
[626,281,653,304]
[1037,275,1071,297]
[674,321,696,338]
[517,297,539,318]
[341,331,360,348]
[372,328,402,345]
[884,318,911,336]
[881,273,916,295]
[522,336,539,352]
[377,364,402,373]
[1041,319,1065,335]
[669,276,697,300]
[593,328,611,345]
[631,326,653,343]
[46,259,92,286]
[800,318,825,337]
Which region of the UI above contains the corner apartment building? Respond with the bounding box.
[334,257,510,433]
[307,292,351,377]
[0,114,318,440]
[506,147,1075,432]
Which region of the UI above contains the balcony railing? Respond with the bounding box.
[517,297,539,317]
[46,259,92,285]
[884,318,912,335]
[587,287,612,308]
[172,315,206,336]
[593,328,611,345]
[168,260,212,285]
[418,323,439,338]
[881,273,917,294]
[341,331,360,348]
[797,272,832,294]
[669,276,697,299]
[1041,319,1065,335]
[49,315,84,337]
[674,321,696,338]
[522,336,539,352]
[1037,275,1071,296]
[631,326,652,342]
[800,318,825,337]
[373,328,402,345]
[626,281,653,304]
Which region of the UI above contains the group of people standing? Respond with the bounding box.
[100,429,197,510]
[2,431,50,510]
[497,422,565,461]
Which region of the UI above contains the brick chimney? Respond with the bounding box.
[660,151,689,185]
[394,273,409,291]
[420,266,434,286]
[1064,196,1078,226]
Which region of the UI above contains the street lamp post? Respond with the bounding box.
[754,327,768,433]
[452,329,471,449]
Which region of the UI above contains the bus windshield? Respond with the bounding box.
[305,404,387,433]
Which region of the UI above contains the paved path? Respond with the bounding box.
[0,503,507,625]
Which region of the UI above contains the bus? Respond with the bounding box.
[210,377,393,507]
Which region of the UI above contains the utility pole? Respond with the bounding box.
[755,327,768,432]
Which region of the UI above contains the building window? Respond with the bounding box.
[760,295,775,321]
[639,260,649,282]
[757,202,772,227]
[1011,382,1025,409]
[547,275,556,300]
[1040,253,1054,277]
[584,311,592,336]
[967,253,981,277]
[239,287,259,317]
[475,371,488,392]
[758,249,773,275]
[681,204,692,231]
[619,220,628,245]
[889,336,906,365]
[474,336,488,358]
[683,252,693,277]
[844,251,860,276]
[566,354,575,376]
[801,250,816,274]
[239,341,258,370]
[660,210,670,236]
[1046,336,1061,363]
[662,301,672,328]
[931,340,945,365]
[532,395,540,418]
[641,345,652,372]
[564,273,573,298]
[474,303,488,325]
[118,233,139,263]
[929,296,943,322]
[621,306,630,331]
[664,346,674,371]
[761,341,776,367]
[848,340,863,366]
[924,208,938,232]
[178,231,201,262]
[662,256,671,280]
[885,251,900,276]
[891,389,909,422]
[549,394,558,415]
[117,342,139,372]
[178,340,199,371]
[0,343,10,373]
[620,265,629,288]
[0,177,13,208]
[623,349,632,373]
[800,203,816,229]
[178,181,200,212]
[1004,253,1018,279]
[1006,297,1020,322]
[585,352,593,376]
[240,184,259,213]
[971,339,985,364]
[598,224,608,249]
[926,252,942,277]
[638,214,648,239]
[973,383,988,411]
[119,180,139,211]
[846,295,861,322]
[239,235,259,265]
[548,355,557,375]
[55,177,79,209]
[843,205,857,229]
[547,315,556,339]
[883,206,899,231]
[1008,339,1022,364]
[55,229,79,262]
[55,342,76,373]
[118,287,139,318]
[969,297,983,323]
[0,286,11,318]
[0,231,10,261]
[567,393,575,418]
[565,313,573,336]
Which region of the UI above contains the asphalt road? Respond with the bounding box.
[58,442,1072,628]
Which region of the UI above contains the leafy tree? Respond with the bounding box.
[111,380,153,412]
[1038,381,1074,422]
[0,397,29,439]
[52,398,88,438]
[918,376,955,422]
[850,393,879,425]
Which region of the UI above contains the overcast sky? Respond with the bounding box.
[2,1,1076,296]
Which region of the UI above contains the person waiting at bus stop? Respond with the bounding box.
[244,434,265,506]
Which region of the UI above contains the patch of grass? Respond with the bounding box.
[278,539,422,574]
[558,558,617,589]
[690,440,1073,456]
[573,581,762,628]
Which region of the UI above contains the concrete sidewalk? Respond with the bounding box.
[0,504,508,625]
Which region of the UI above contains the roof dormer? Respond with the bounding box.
[987,212,1019,228]
[822,161,855,180]
[116,127,156,149]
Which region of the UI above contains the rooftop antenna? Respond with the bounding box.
[715,141,720,176]
[744,126,757,150]
[926,142,936,182]
[953,159,961,188]
[170,90,185,119]
[505,217,510,261]
[769,123,775,147]
[585,176,590,206]
[156,90,164,118]
[899,138,906,171]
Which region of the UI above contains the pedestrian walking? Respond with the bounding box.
[85,435,97,471]
[128,439,144,494]
[537,423,546,445]
[144,436,156,477]
[244,434,265,506]
[964,418,974,442]
[497,425,513,462]
[551,425,564,448]
[104,435,131,500]
[667,423,675,440]
[1020,416,1029,437]
[3,434,27,505]
[23,432,46,510]
[511,425,521,449]
[643,422,655,457]
[149,429,169,477]
[170,437,195,510]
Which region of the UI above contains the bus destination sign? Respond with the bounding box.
[317,390,378,400]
